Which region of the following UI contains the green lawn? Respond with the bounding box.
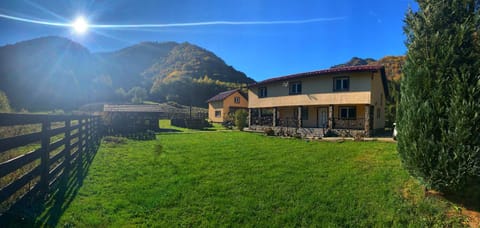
[56,132,462,227]
[159,119,227,132]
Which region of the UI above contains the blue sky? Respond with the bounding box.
[0,0,418,81]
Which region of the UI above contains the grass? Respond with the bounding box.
[55,131,464,227]
[159,119,226,132]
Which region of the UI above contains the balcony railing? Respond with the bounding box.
[251,115,273,126]
[251,116,366,130]
[333,118,365,130]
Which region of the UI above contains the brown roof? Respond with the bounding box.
[103,104,166,112]
[250,65,385,87]
[206,89,244,103]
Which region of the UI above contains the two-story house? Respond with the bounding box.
[247,65,388,137]
[207,89,248,123]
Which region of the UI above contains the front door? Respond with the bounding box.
[318,107,328,128]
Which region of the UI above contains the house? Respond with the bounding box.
[247,65,388,137]
[207,89,248,123]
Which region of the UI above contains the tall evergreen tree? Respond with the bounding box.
[398,0,480,192]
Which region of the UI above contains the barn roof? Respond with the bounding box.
[103,104,167,113]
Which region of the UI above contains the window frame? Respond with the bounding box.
[259,87,267,98]
[339,106,356,120]
[333,76,350,92]
[289,81,302,95]
[215,110,221,118]
[234,96,240,104]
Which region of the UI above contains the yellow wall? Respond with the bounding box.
[223,91,248,116]
[208,91,248,123]
[370,72,386,129]
[276,106,328,128]
[208,101,224,122]
[248,72,374,108]
[248,70,387,130]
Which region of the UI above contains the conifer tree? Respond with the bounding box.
[398,0,480,192]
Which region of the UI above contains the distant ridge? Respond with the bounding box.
[332,56,406,81]
[0,36,254,110]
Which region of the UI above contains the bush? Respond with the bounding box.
[0,90,11,113]
[234,109,248,131]
[264,128,275,136]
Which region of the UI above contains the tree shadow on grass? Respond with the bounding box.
[0,140,100,227]
[443,180,480,212]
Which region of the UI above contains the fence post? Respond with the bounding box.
[78,118,84,163]
[40,119,51,197]
[64,119,71,170]
[85,118,90,155]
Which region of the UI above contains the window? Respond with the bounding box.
[259,87,267,98]
[301,107,308,120]
[339,106,356,120]
[289,81,302,95]
[234,96,240,103]
[215,110,221,117]
[334,77,350,91]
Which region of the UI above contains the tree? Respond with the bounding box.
[234,109,248,131]
[398,0,480,192]
[0,90,11,112]
[127,87,148,104]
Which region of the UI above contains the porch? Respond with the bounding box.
[248,104,374,137]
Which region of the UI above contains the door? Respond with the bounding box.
[318,107,328,128]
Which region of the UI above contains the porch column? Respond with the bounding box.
[328,105,334,129]
[297,106,302,128]
[248,108,252,127]
[272,107,277,127]
[258,108,262,125]
[364,105,371,136]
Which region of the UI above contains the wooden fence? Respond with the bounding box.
[0,113,101,217]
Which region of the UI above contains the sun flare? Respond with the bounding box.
[72,16,88,34]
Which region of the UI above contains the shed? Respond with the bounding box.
[103,104,167,134]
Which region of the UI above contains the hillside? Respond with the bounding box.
[0,36,100,110]
[0,36,254,110]
[331,57,377,68]
[332,56,406,81]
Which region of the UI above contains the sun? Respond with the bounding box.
[72,16,88,34]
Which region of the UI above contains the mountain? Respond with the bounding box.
[332,56,406,81]
[374,56,406,81]
[0,36,254,110]
[331,57,377,68]
[0,36,100,110]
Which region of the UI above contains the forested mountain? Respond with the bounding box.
[331,57,377,68]
[0,36,99,110]
[332,56,405,81]
[0,36,254,110]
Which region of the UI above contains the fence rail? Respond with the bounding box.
[0,113,101,215]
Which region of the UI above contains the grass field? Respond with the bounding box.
[52,130,464,227]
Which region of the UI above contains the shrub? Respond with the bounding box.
[234,109,248,131]
[264,128,275,136]
[103,136,127,144]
